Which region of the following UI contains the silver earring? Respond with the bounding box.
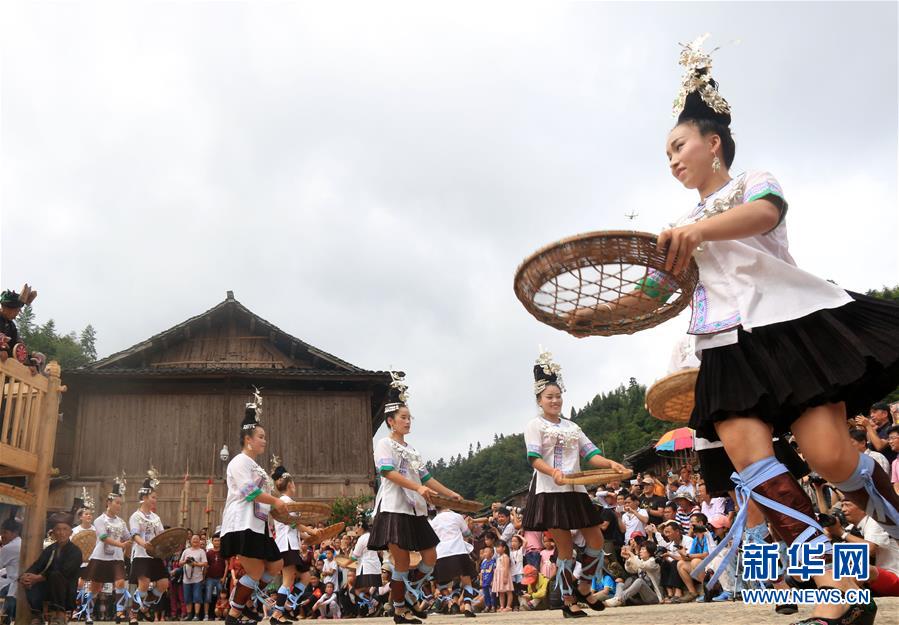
[712,156,721,172]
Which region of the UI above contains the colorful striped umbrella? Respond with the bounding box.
[654,427,695,452]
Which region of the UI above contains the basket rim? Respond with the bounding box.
[513,230,698,337]
[645,368,699,423]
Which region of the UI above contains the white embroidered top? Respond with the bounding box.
[430,510,473,559]
[524,416,600,494]
[351,532,383,577]
[657,170,852,353]
[373,437,431,517]
[90,513,129,561]
[220,453,273,537]
[273,495,300,552]
[129,509,164,560]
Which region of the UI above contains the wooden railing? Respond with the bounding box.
[0,357,64,625]
[0,358,49,476]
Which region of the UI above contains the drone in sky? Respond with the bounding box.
[625,211,639,220]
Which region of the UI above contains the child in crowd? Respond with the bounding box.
[479,546,497,613]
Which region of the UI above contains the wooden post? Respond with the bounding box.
[16,362,62,624]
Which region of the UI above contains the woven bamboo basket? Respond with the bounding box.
[514,231,698,337]
[645,368,699,424]
[270,501,332,526]
[148,527,191,560]
[303,522,345,546]
[428,495,482,514]
[72,529,97,562]
[558,468,633,486]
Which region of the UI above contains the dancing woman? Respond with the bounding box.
[521,351,628,617]
[368,373,462,625]
[594,35,899,625]
[219,392,288,625]
[83,477,130,625]
[128,469,169,624]
[269,458,314,625]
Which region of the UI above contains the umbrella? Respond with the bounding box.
[654,427,695,452]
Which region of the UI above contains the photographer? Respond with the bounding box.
[825,500,899,596]
[494,508,519,545]
[656,521,692,603]
[855,401,897,464]
[179,535,208,620]
[605,541,662,607]
[675,514,713,603]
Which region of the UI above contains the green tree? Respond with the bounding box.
[80,324,98,361]
[17,307,98,370]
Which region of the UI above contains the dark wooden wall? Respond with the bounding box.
[71,390,374,479]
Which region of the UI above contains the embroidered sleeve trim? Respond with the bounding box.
[583,449,601,462]
[245,488,263,502]
[379,465,395,473]
[420,473,432,483]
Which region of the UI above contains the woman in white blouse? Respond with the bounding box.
[521,351,628,617]
[218,394,288,625]
[269,461,314,624]
[587,35,899,624]
[368,373,462,625]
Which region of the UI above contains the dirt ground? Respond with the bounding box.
[199,598,899,625]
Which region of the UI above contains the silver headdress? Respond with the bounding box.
[138,466,160,498]
[243,387,263,431]
[80,486,96,512]
[384,371,409,415]
[533,347,565,396]
[110,471,127,499]
[672,33,731,120]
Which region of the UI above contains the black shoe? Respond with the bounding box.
[225,613,242,625]
[242,607,263,622]
[393,613,422,625]
[789,598,876,625]
[775,604,798,615]
[462,607,476,618]
[562,605,589,619]
[115,614,122,624]
[449,603,460,615]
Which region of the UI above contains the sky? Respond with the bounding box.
[2,2,897,463]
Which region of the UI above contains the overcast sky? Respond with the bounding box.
[2,2,896,463]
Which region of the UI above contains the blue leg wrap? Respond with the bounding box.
[74,591,94,618]
[115,588,131,613]
[391,570,409,609]
[692,456,830,588]
[578,545,604,586]
[554,558,574,598]
[833,452,899,539]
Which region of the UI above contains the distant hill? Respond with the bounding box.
[426,378,669,504]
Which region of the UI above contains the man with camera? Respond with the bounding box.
[823,500,899,596]
[179,535,208,620]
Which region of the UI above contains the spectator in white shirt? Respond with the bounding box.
[621,494,648,542]
[825,500,899,597]
[0,518,23,618]
[313,582,340,619]
[320,548,338,586]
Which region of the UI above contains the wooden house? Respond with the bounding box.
[48,291,392,530]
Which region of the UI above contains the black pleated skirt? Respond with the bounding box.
[368,511,439,552]
[220,529,282,562]
[690,292,899,442]
[280,549,310,571]
[698,437,810,496]
[356,573,383,589]
[522,478,604,531]
[84,559,126,583]
[434,553,478,584]
[129,557,169,583]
